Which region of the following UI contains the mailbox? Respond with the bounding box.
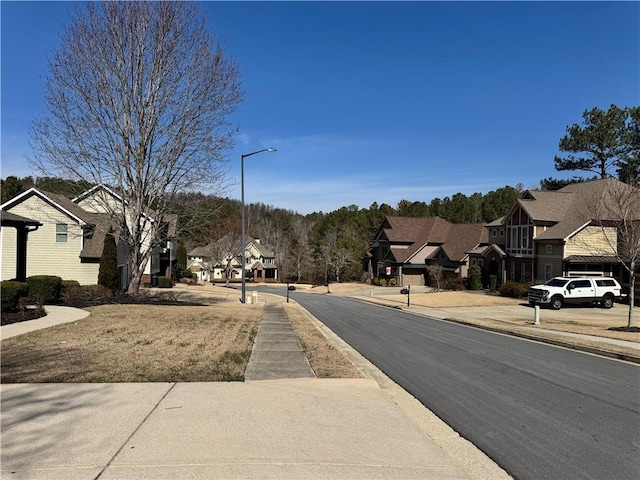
[400,288,409,295]
[287,285,296,291]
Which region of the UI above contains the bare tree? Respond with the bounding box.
[330,248,355,283]
[426,264,445,291]
[30,2,242,294]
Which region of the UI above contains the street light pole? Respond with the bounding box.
[241,148,277,303]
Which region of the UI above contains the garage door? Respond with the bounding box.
[403,270,424,286]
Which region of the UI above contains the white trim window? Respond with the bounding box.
[56,224,68,243]
[546,244,553,254]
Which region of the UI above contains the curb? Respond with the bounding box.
[352,297,640,365]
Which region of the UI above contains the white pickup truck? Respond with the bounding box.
[528,276,623,310]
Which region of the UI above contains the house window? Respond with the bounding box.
[520,263,526,283]
[491,229,497,237]
[510,263,516,282]
[545,264,553,280]
[546,244,553,254]
[499,229,504,236]
[56,224,68,243]
[521,227,529,249]
[510,228,518,249]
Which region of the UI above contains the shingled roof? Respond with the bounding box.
[375,216,487,264]
[523,178,639,241]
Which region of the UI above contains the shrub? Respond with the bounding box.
[443,277,466,291]
[469,265,482,290]
[181,268,196,280]
[499,281,530,298]
[389,278,397,286]
[379,279,387,287]
[157,276,173,288]
[26,275,62,305]
[62,284,113,305]
[98,232,118,293]
[489,275,497,292]
[1,281,29,312]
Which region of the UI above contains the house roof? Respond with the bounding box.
[1,188,92,225]
[0,210,42,227]
[536,178,639,240]
[492,178,640,241]
[247,239,275,258]
[467,243,507,257]
[375,216,487,264]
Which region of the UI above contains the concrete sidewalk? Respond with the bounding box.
[1,381,486,480]
[0,292,510,480]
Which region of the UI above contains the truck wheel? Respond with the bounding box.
[550,296,563,310]
[601,295,614,309]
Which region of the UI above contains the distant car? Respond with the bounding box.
[528,276,623,310]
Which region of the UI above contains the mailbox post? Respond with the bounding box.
[287,284,296,303]
[400,285,410,307]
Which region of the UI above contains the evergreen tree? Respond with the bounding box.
[177,241,187,271]
[98,232,118,293]
[553,104,638,181]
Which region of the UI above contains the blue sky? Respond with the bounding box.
[2,1,639,214]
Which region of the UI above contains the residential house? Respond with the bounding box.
[1,186,176,290]
[467,178,639,287]
[367,216,488,286]
[187,244,216,282]
[189,236,278,283]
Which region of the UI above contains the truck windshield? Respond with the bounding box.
[544,278,569,287]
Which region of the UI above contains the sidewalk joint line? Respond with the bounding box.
[93,383,177,480]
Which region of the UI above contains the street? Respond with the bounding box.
[292,292,640,480]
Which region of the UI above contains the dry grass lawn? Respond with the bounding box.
[1,303,261,383]
[285,303,362,378]
[3,282,637,383]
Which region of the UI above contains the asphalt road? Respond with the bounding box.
[290,292,640,480]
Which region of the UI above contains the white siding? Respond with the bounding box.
[1,196,99,284]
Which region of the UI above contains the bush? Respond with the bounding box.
[157,276,173,288]
[1,281,29,312]
[443,277,466,291]
[379,279,387,287]
[26,275,62,305]
[469,265,482,290]
[98,232,118,293]
[389,278,397,286]
[61,284,113,305]
[499,281,530,298]
[489,275,497,292]
[181,268,196,280]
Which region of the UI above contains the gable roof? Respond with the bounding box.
[495,178,640,241]
[72,184,123,204]
[1,188,92,225]
[375,216,487,264]
[0,210,42,227]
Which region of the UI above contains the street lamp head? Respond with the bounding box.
[267,148,277,152]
